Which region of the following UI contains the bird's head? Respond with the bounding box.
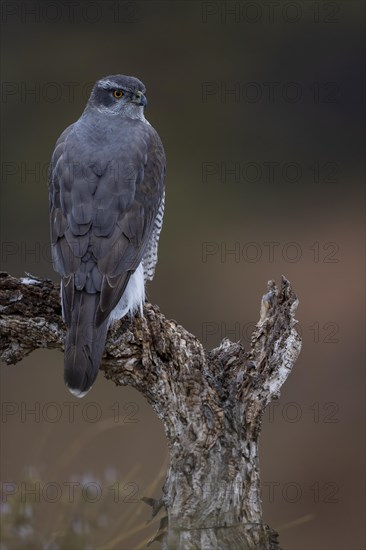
[86,74,147,118]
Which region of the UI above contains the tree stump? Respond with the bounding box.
[0,272,301,549]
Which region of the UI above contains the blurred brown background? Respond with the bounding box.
[0,1,364,548]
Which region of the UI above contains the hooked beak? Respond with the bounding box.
[132,90,147,107]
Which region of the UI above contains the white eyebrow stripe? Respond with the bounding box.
[98,80,122,89]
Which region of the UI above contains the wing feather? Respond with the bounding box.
[49,117,166,329]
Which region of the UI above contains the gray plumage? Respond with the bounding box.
[48,75,166,397]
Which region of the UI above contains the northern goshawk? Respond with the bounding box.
[48,75,166,397]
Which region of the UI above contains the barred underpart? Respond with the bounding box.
[143,191,165,282]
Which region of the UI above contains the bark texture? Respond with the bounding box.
[0,271,301,549]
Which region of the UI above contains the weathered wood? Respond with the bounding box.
[0,271,301,549]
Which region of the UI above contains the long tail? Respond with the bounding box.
[64,291,109,398]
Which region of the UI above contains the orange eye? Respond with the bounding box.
[113,90,123,98]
